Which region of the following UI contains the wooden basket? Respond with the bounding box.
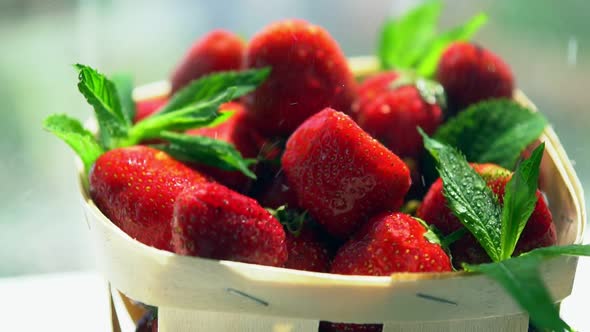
[80,57,586,332]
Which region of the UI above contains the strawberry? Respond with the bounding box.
[281,108,411,239]
[436,42,514,112]
[170,30,245,94]
[135,308,157,332]
[134,95,169,123]
[269,206,331,272]
[186,102,266,193]
[89,146,206,251]
[353,72,444,159]
[318,322,383,332]
[417,163,556,266]
[350,71,399,120]
[284,227,331,272]
[330,212,452,275]
[171,182,287,266]
[244,19,357,137]
[324,212,452,332]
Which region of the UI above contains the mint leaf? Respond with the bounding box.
[528,244,590,258]
[416,13,488,77]
[464,255,570,332]
[378,1,442,70]
[157,131,256,179]
[43,114,104,172]
[500,143,544,260]
[202,110,235,128]
[465,245,590,331]
[111,73,135,125]
[433,99,547,169]
[75,64,129,149]
[421,129,502,262]
[159,68,270,115]
[129,87,236,143]
[441,227,468,247]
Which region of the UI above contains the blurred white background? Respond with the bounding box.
[0,0,588,277]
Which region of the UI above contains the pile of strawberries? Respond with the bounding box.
[59,17,558,332]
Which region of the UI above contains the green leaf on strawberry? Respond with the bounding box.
[379,1,441,70]
[128,87,237,142]
[423,99,547,183]
[465,244,590,331]
[42,114,104,172]
[416,13,488,77]
[420,128,502,262]
[500,143,544,260]
[421,131,590,331]
[159,67,270,115]
[157,131,257,179]
[75,64,129,149]
[436,99,547,166]
[111,73,136,125]
[378,1,486,76]
[44,64,270,178]
[266,205,309,237]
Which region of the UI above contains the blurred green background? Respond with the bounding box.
[0,0,588,276]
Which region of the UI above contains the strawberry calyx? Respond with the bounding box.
[413,216,444,247]
[388,70,447,109]
[266,205,312,237]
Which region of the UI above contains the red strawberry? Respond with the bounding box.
[350,71,399,120]
[186,102,266,193]
[436,42,514,111]
[134,95,169,123]
[244,19,357,137]
[285,227,331,272]
[331,212,452,275]
[281,108,411,239]
[171,182,287,266]
[89,146,206,251]
[324,212,452,332]
[271,207,331,272]
[417,163,556,266]
[170,30,245,94]
[353,72,443,159]
[319,321,382,332]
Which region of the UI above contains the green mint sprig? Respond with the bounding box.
[422,99,547,184]
[499,143,544,260]
[378,1,487,77]
[159,68,270,115]
[465,245,590,331]
[156,131,257,179]
[111,73,136,125]
[421,129,502,261]
[421,131,590,331]
[434,99,547,169]
[43,64,270,178]
[43,114,104,172]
